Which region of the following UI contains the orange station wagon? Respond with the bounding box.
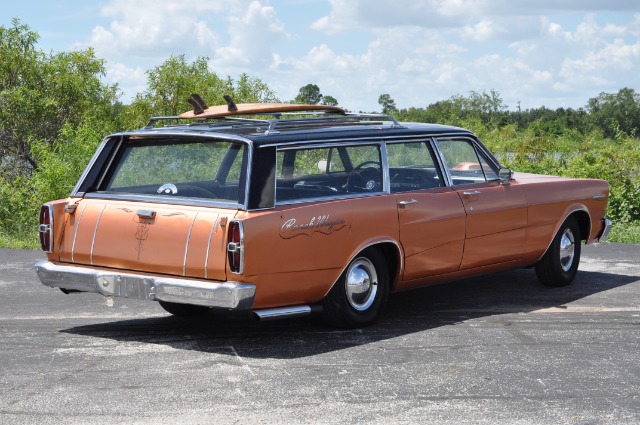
[36,96,612,327]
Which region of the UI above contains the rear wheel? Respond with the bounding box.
[322,249,389,328]
[158,301,212,317]
[535,217,581,287]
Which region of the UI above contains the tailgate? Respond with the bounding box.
[58,199,235,280]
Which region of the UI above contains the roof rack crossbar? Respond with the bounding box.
[144,116,182,129]
[265,112,404,134]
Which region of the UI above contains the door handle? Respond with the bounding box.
[398,199,418,208]
[462,191,481,198]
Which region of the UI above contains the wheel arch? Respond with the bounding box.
[536,206,591,264]
[322,239,403,299]
[572,209,592,242]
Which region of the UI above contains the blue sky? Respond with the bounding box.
[3,0,640,112]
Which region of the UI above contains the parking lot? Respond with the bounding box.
[1,244,639,424]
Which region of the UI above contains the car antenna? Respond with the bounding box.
[223,94,238,112]
[187,93,208,115]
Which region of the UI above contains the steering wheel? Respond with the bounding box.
[157,183,215,198]
[346,161,382,192]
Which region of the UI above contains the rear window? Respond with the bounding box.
[103,139,246,202]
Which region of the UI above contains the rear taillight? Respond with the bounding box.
[39,204,53,253]
[227,221,244,274]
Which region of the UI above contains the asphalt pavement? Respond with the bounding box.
[1,244,639,425]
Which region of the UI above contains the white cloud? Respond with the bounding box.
[212,1,289,69]
[559,39,640,87]
[105,63,147,100]
[75,0,640,112]
[311,0,482,33]
[87,0,230,59]
[460,20,507,42]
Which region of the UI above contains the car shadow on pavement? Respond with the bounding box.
[61,267,638,359]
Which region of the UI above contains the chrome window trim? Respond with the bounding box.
[385,138,447,190]
[114,131,254,145]
[83,192,243,210]
[95,136,124,193]
[433,136,502,187]
[238,142,252,209]
[435,136,501,172]
[274,141,388,206]
[275,191,388,207]
[260,132,473,149]
[76,133,254,210]
[380,142,390,193]
[429,138,454,187]
[71,137,110,196]
[275,140,387,152]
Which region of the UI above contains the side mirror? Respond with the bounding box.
[499,167,513,186]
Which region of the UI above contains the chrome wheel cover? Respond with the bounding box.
[559,227,575,272]
[345,258,378,311]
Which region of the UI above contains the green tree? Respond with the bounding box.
[586,87,640,138]
[120,55,279,129]
[0,19,120,246]
[323,95,339,106]
[378,94,397,114]
[0,18,119,178]
[294,84,323,104]
[292,83,339,106]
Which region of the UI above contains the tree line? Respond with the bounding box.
[1,19,639,247]
[377,88,640,140]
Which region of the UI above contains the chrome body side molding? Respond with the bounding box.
[253,306,312,321]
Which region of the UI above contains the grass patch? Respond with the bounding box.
[0,231,38,250]
[607,222,640,244]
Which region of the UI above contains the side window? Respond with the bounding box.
[387,142,444,192]
[276,145,382,202]
[291,148,344,177]
[437,139,499,185]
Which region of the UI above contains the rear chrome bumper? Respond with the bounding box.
[597,218,613,243]
[35,261,255,310]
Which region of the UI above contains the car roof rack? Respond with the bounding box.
[144,94,405,131]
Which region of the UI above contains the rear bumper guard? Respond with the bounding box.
[35,261,255,310]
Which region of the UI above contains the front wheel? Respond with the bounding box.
[535,217,581,287]
[158,301,212,317]
[322,249,389,328]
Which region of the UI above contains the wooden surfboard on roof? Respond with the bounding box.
[179,93,345,119]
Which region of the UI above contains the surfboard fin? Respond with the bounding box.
[223,95,238,112]
[187,94,208,115]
